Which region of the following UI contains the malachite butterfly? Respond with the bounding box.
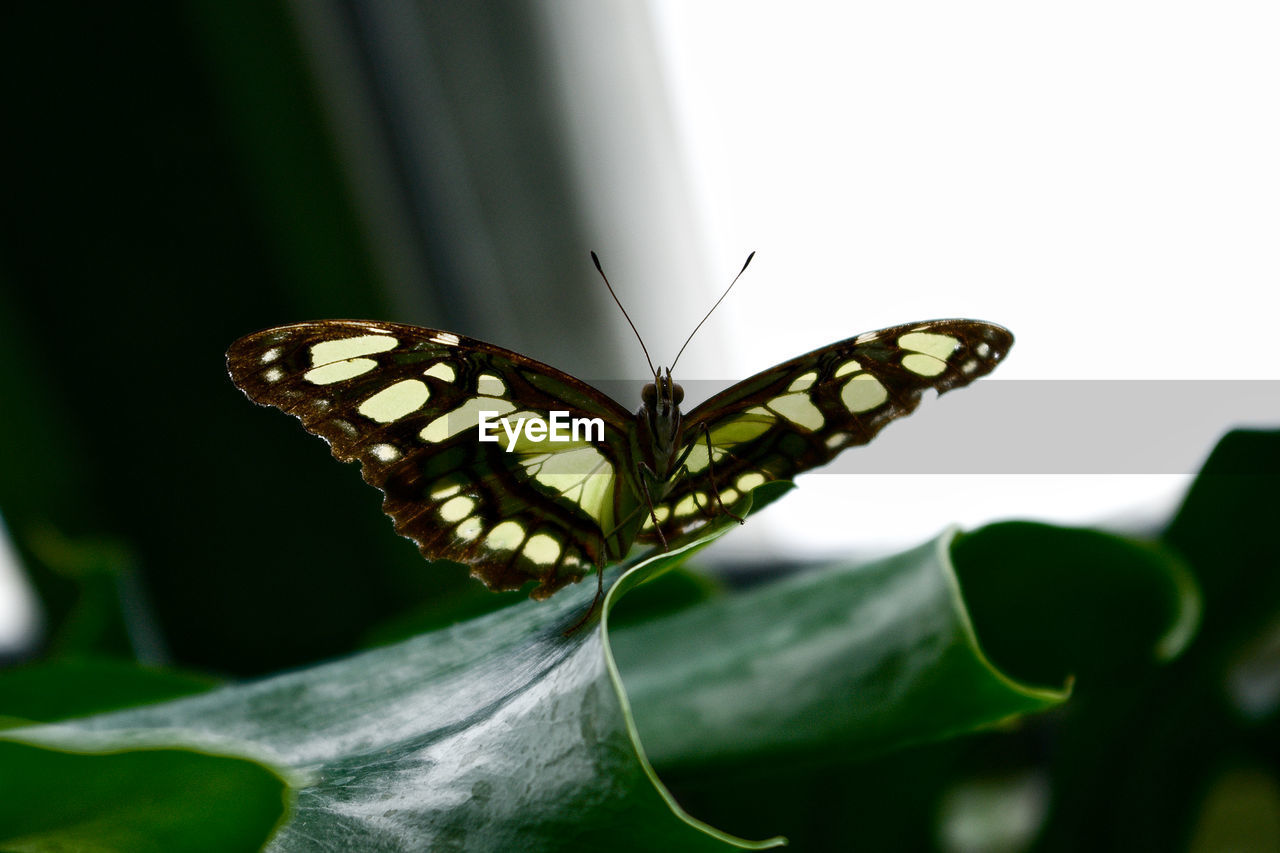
[228,266,1012,601]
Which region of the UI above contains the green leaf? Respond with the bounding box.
[6,487,1194,850]
[610,528,1069,775]
[0,740,289,853]
[3,530,780,852]
[612,518,1200,846]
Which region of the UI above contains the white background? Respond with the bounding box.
[546,1,1280,562]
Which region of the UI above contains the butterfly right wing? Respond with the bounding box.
[639,319,1014,545]
[228,320,638,599]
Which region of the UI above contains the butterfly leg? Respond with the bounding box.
[594,541,605,604]
[635,463,670,550]
[699,424,745,524]
[565,551,607,635]
[669,427,745,524]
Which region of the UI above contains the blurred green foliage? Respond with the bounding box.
[0,2,501,677]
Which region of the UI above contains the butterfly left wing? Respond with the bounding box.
[227,320,638,599]
[639,319,1013,544]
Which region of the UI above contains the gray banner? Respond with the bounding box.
[582,379,1280,475]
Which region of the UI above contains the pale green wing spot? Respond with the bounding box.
[899,331,958,376]
[304,359,378,385]
[310,334,398,366]
[485,520,526,551]
[901,353,947,376]
[841,373,888,412]
[421,398,516,443]
[423,362,456,383]
[522,533,562,566]
[767,392,824,431]
[834,359,861,378]
[358,379,430,423]
[517,445,617,527]
[439,496,476,523]
[898,331,959,360]
[477,373,506,396]
[673,493,702,517]
[788,371,817,392]
[737,472,766,492]
[370,443,401,462]
[683,443,726,474]
[685,409,774,473]
[825,433,850,450]
[456,517,484,541]
[303,334,400,384]
[730,408,774,438]
[429,480,464,500]
[640,505,672,530]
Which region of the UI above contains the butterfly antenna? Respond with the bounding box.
[670,251,755,372]
[592,251,657,377]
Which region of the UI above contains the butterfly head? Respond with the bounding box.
[638,367,684,472]
[641,367,684,418]
[641,367,684,448]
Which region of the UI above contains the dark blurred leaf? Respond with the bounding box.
[1035,429,1280,852]
[0,658,217,728]
[20,525,168,662]
[1165,429,1280,645]
[1187,765,1280,853]
[0,1,434,677]
[952,522,1199,689]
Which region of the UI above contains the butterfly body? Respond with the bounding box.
[228,317,1012,600]
[627,368,685,501]
[636,369,685,478]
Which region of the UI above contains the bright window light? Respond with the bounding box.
[0,514,41,655]
[634,1,1279,559]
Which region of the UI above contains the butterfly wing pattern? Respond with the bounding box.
[637,319,1013,546]
[228,317,1012,600]
[227,320,639,598]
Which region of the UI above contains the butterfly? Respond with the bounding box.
[227,260,1012,603]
